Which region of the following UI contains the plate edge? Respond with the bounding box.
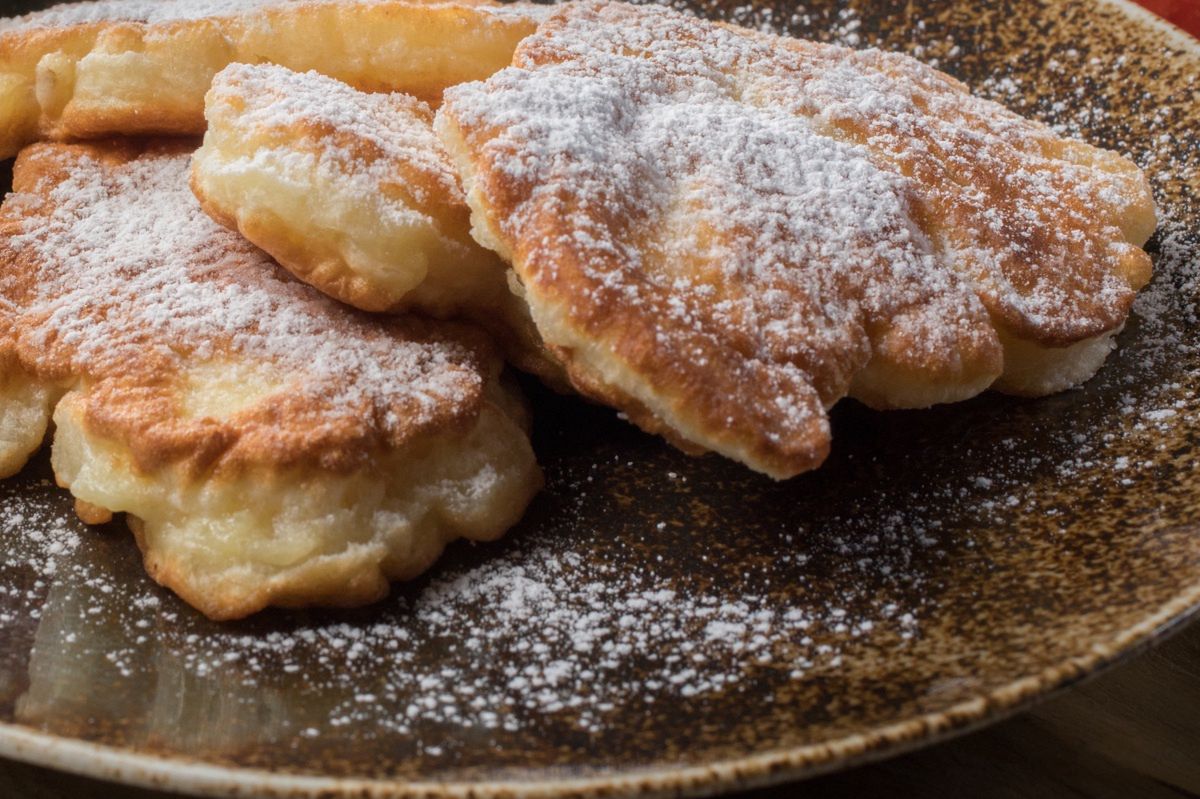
[1,587,1197,799]
[1,0,1198,796]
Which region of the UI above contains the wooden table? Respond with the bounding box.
[1130,0,1200,37]
[2,617,1197,798]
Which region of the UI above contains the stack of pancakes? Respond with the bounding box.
[0,0,1156,619]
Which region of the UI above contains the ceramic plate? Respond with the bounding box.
[0,0,1198,796]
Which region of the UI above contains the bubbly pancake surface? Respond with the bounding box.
[0,0,546,158]
[0,140,542,619]
[436,0,1156,479]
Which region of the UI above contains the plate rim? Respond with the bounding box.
[1,590,1196,799]
[1,0,1198,796]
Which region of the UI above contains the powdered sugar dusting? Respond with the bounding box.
[0,0,284,30]
[747,43,1147,338]
[207,63,463,232]
[0,0,543,33]
[0,146,481,454]
[0,459,931,745]
[0,489,81,628]
[0,0,1194,778]
[441,1,1152,472]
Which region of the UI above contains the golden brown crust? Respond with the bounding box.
[57,384,541,620]
[0,139,490,476]
[191,61,573,392]
[191,63,502,315]
[779,44,1156,344]
[127,509,393,620]
[0,0,545,158]
[73,498,113,525]
[437,1,1156,479]
[0,138,543,620]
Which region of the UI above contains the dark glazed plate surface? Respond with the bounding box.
[0,0,1199,796]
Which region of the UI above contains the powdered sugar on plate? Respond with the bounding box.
[0,0,1194,774]
[0,456,931,744]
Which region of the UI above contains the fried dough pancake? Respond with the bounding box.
[191,62,563,386]
[0,139,541,620]
[436,1,1156,479]
[0,0,546,159]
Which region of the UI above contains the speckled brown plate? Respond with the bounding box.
[0,0,1198,797]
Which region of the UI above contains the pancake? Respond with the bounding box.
[436,0,1157,480]
[191,62,563,387]
[0,0,546,159]
[0,139,542,620]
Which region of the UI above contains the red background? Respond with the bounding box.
[1133,0,1200,37]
